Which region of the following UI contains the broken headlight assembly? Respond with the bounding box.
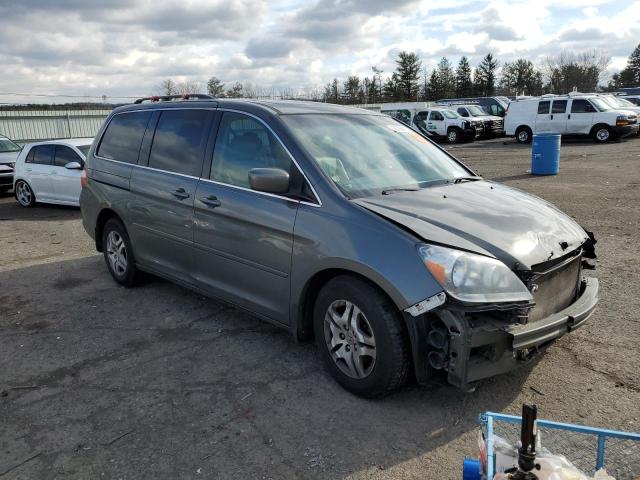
[417,244,533,304]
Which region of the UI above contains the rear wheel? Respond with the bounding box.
[102,218,140,287]
[515,126,532,144]
[15,180,35,207]
[313,276,410,398]
[592,125,612,143]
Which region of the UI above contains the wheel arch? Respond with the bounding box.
[589,123,611,137]
[94,207,123,252]
[294,267,405,342]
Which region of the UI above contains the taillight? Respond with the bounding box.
[80,168,88,188]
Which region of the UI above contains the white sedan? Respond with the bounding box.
[13,138,93,207]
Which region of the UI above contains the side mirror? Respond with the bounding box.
[248,168,290,194]
[65,161,82,170]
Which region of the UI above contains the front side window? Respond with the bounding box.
[26,145,54,165]
[0,137,21,153]
[54,146,83,167]
[281,114,470,199]
[97,111,152,164]
[570,99,595,113]
[537,101,550,114]
[429,111,444,121]
[552,100,567,113]
[211,112,292,189]
[148,110,211,176]
[457,108,469,117]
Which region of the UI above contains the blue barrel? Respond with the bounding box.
[462,458,482,480]
[531,133,560,175]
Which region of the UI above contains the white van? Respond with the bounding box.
[380,103,483,143]
[505,94,639,143]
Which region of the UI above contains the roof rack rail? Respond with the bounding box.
[133,94,215,104]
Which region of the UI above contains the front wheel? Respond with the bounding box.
[592,125,612,143]
[447,128,461,144]
[102,218,140,287]
[313,276,410,398]
[15,180,35,207]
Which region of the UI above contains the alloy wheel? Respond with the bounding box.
[16,182,32,206]
[518,130,529,143]
[106,230,128,276]
[323,299,376,379]
[448,130,458,143]
[596,128,610,142]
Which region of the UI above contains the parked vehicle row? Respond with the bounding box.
[380,103,484,143]
[76,95,599,398]
[505,93,639,144]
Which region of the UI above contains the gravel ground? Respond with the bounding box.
[1,136,639,480]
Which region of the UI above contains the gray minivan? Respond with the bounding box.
[80,96,599,397]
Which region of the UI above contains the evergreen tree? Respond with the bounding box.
[383,77,398,102]
[225,82,244,98]
[427,70,441,100]
[626,43,640,84]
[436,57,455,98]
[455,56,473,97]
[343,76,361,104]
[500,59,543,96]
[393,51,422,100]
[475,53,498,96]
[206,76,225,96]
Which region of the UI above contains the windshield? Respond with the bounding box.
[467,106,486,116]
[0,137,21,153]
[612,97,635,108]
[77,145,91,156]
[442,109,459,119]
[282,114,470,198]
[590,97,613,112]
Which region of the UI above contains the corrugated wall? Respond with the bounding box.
[0,108,112,143]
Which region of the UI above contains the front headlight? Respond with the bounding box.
[418,244,533,303]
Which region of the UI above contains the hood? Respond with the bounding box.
[354,180,588,270]
[0,151,19,164]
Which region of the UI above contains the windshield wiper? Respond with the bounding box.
[381,187,420,195]
[451,176,482,184]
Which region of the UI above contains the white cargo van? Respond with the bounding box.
[380,103,482,143]
[505,94,639,143]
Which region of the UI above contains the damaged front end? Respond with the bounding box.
[404,236,599,391]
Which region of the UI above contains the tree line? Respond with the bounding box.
[158,44,640,104]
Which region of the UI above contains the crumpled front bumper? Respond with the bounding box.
[405,277,599,390]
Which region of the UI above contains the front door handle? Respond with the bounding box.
[200,195,221,208]
[171,188,190,200]
[550,114,554,120]
[568,114,571,119]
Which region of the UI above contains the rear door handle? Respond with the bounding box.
[550,114,554,120]
[171,188,190,200]
[200,195,221,208]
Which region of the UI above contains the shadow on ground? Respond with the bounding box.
[0,256,529,479]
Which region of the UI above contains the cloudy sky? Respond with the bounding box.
[0,0,638,103]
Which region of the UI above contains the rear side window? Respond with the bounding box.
[148,110,211,177]
[571,99,595,113]
[211,112,292,189]
[537,101,550,114]
[97,111,152,164]
[552,100,567,113]
[26,145,54,165]
[54,146,82,167]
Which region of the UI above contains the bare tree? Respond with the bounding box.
[160,79,176,96]
[545,50,610,94]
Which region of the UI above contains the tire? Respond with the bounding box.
[447,128,461,144]
[101,217,140,287]
[515,126,532,144]
[313,275,410,398]
[592,125,612,143]
[14,180,36,207]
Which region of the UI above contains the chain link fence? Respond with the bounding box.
[0,106,112,144]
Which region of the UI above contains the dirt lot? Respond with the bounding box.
[1,137,639,480]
